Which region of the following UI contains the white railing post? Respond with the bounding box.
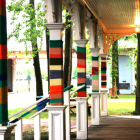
[34,114,41,140]
[46,106,66,140]
[64,90,71,140]
[15,118,22,140]
[100,89,108,116]
[75,97,88,139]
[90,92,100,125]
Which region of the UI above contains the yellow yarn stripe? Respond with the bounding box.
[50,79,63,86]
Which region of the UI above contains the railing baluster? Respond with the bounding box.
[15,118,22,140]
[34,114,41,140]
[64,90,71,140]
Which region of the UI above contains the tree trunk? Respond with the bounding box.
[64,10,72,88]
[29,0,43,97]
[135,33,140,114]
[46,29,50,94]
[112,40,118,97]
[115,41,120,95]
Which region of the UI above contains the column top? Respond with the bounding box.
[46,105,67,111]
[90,48,100,56]
[100,53,108,58]
[75,97,89,101]
[45,23,66,30]
[100,89,108,92]
[90,92,100,95]
[74,39,88,47]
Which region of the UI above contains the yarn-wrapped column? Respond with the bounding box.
[49,40,64,105]
[0,0,8,125]
[101,56,107,88]
[77,46,86,97]
[92,56,99,92]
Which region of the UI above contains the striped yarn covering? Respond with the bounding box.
[49,40,64,105]
[10,98,50,123]
[101,57,107,88]
[77,46,86,97]
[92,56,99,92]
[0,0,8,125]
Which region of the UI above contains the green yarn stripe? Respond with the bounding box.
[50,98,63,103]
[49,40,63,48]
[92,90,99,92]
[64,85,73,92]
[92,56,99,61]
[101,70,107,73]
[0,103,8,124]
[77,46,86,53]
[0,80,7,88]
[92,75,99,80]
[77,83,86,91]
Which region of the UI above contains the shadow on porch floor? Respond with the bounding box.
[11,116,140,140]
[88,116,140,140]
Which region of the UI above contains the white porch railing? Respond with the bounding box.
[9,96,50,140]
[8,84,85,140]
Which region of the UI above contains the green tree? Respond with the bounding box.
[112,40,119,97]
[72,67,77,79]
[7,0,46,96]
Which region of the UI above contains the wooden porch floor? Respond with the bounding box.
[71,116,140,140]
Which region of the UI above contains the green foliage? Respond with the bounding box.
[108,34,137,84]
[70,87,77,98]
[86,42,92,75]
[44,74,48,81]
[72,66,77,79]
[7,0,47,56]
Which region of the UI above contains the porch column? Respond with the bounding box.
[45,23,66,140]
[100,54,108,116]
[44,0,66,139]
[90,48,100,125]
[75,39,88,139]
[0,0,16,139]
[12,59,17,93]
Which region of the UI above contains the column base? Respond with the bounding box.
[100,89,108,116]
[75,97,88,140]
[46,105,67,140]
[90,92,100,125]
[0,124,16,140]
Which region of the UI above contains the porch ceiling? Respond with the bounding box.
[83,0,140,33]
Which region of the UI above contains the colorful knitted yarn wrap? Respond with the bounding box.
[49,40,64,105]
[101,57,107,88]
[92,56,99,92]
[0,0,8,124]
[77,46,86,97]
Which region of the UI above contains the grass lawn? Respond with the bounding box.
[88,94,136,100]
[108,94,136,100]
[8,101,135,122]
[8,107,48,121]
[108,102,135,115]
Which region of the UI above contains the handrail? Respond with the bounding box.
[64,85,73,92]
[29,107,47,119]
[29,85,73,119]
[29,85,74,119]
[9,95,49,119]
[70,84,85,95]
[9,98,50,123]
